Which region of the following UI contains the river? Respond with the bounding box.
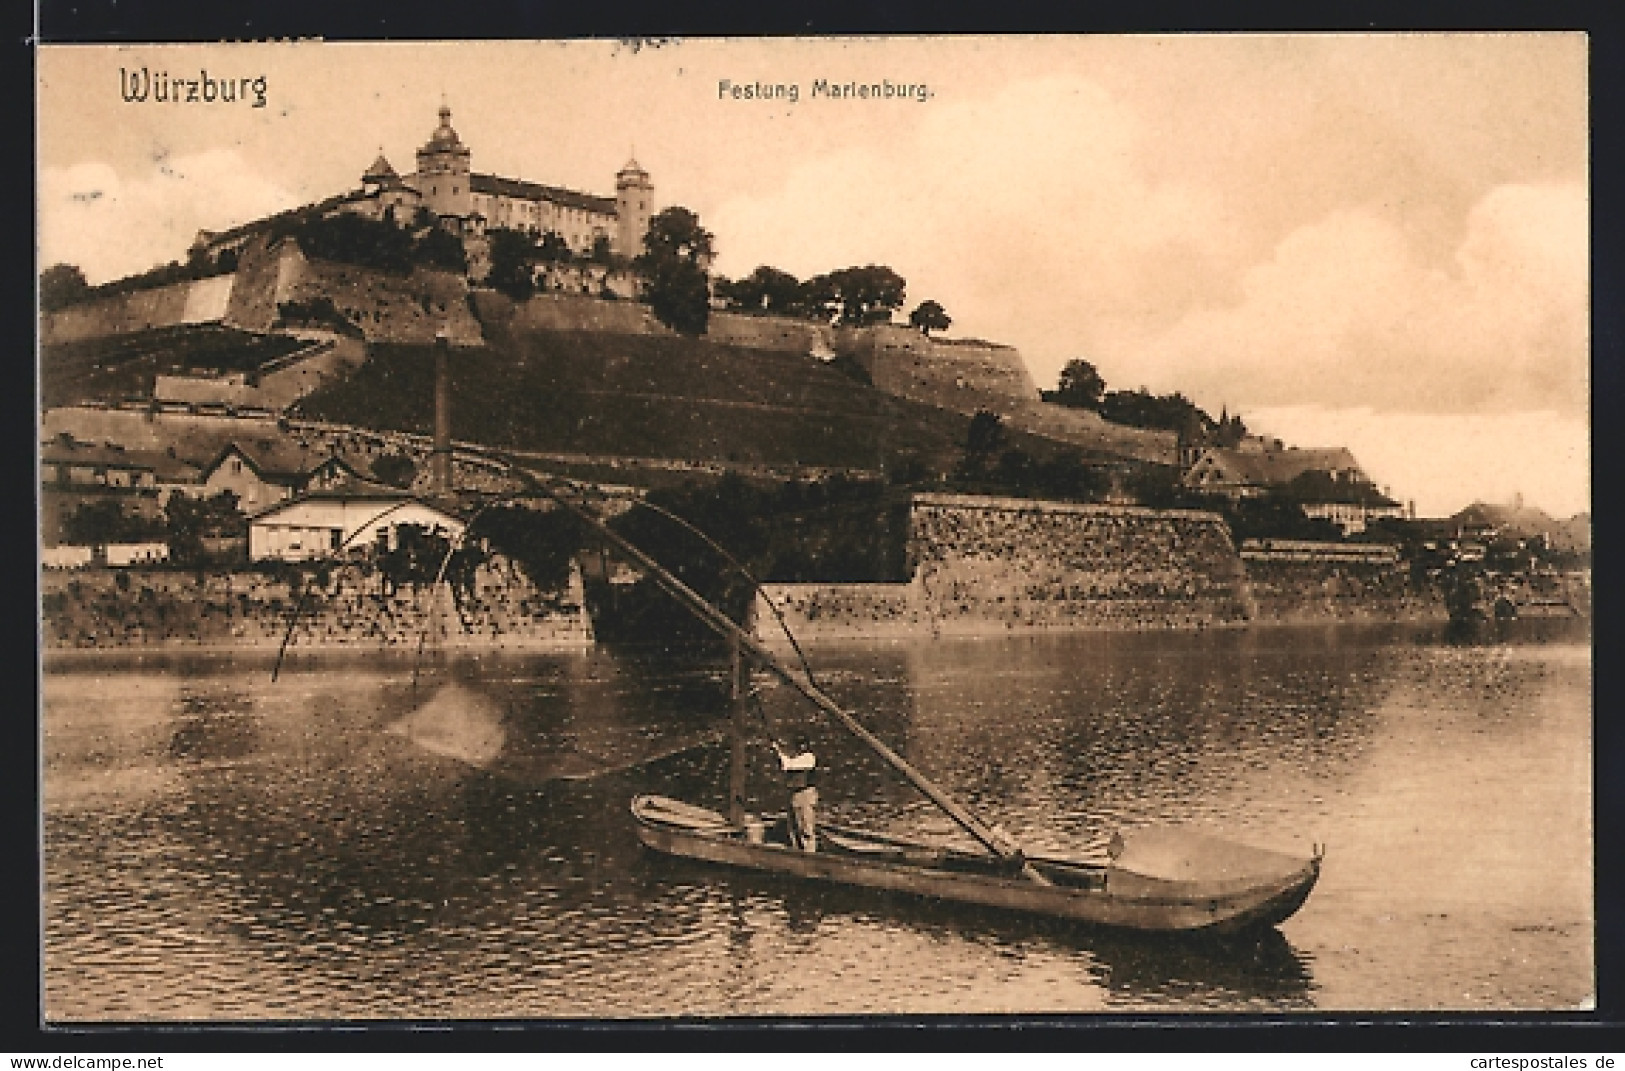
[41,620,1592,1018]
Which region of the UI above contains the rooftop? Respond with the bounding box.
[469,172,617,215]
[1195,445,1362,487]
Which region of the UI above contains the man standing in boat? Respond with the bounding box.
[773,740,819,852]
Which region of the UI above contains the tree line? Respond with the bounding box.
[1044,356,1248,444]
[491,202,955,340]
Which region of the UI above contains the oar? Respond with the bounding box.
[509,466,1053,886]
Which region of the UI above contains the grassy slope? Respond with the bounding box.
[293,328,1004,474]
[41,326,308,408]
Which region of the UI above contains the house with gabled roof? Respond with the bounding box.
[1184,443,1365,499]
[197,440,364,515]
[246,479,465,562]
[1184,441,1405,534]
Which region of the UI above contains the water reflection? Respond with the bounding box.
[671,856,1316,1010]
[42,621,1591,1017]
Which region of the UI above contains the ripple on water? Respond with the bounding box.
[42,626,1592,1018]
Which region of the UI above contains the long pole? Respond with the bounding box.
[522,473,1049,883]
[728,632,748,827]
[432,335,452,494]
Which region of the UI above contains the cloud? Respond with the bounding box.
[709,72,1585,427]
[1246,405,1589,519]
[1101,182,1588,418]
[38,150,297,284]
[709,75,1239,348]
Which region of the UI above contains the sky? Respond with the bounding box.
[36,36,1589,517]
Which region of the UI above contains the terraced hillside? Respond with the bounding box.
[292,328,1020,475]
[41,325,309,408]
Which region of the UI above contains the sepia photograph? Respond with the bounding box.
[36,34,1591,1020]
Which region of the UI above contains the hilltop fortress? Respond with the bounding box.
[194,104,655,281]
[44,103,1177,466]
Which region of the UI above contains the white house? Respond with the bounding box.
[248,486,465,562]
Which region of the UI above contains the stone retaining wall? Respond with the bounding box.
[1243,558,1444,623]
[706,312,836,356]
[754,493,1253,641]
[909,494,1251,630]
[40,555,592,650]
[503,291,670,336]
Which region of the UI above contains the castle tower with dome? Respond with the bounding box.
[412,103,474,221]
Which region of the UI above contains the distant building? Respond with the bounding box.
[1446,499,1588,555]
[39,435,203,547]
[1184,444,1365,499]
[1183,442,1404,534]
[1238,538,1401,565]
[41,435,201,497]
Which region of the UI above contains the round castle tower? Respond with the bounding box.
[415,104,473,220]
[615,158,654,258]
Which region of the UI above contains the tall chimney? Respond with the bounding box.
[432,329,452,494]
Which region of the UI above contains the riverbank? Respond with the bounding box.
[42,554,1452,652]
[40,558,592,652]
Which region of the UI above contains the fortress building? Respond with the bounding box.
[195,105,655,269]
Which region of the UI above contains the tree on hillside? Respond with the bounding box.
[465,505,584,592]
[803,265,907,326]
[909,299,951,336]
[165,491,247,566]
[640,206,715,266]
[636,206,715,336]
[486,228,537,300]
[647,260,712,335]
[40,263,90,311]
[719,265,803,314]
[957,409,1006,479]
[412,226,469,273]
[371,452,419,489]
[1052,358,1107,410]
[1099,386,1214,436]
[61,500,166,546]
[294,213,415,274]
[536,230,573,263]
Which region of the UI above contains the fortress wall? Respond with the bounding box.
[507,291,670,336]
[831,324,1176,465]
[252,335,367,408]
[836,325,1040,403]
[223,236,301,332]
[705,312,836,355]
[40,556,593,651]
[181,275,235,323]
[43,278,230,346]
[281,259,484,345]
[534,264,643,301]
[1001,402,1180,465]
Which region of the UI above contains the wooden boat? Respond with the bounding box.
[632,795,1321,935]
[492,465,1325,936]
